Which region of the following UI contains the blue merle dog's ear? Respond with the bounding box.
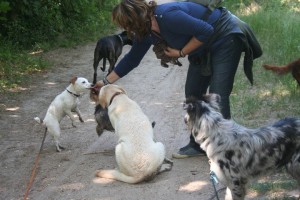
[183,102,195,111]
[203,93,221,111]
[183,97,197,111]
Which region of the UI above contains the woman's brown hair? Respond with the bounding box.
[112,0,157,40]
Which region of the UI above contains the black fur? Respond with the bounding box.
[94,104,114,136]
[93,31,133,84]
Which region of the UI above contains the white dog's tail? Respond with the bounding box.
[34,117,43,124]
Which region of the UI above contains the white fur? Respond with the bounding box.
[96,84,172,184]
[34,77,91,151]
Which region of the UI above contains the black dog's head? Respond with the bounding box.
[119,31,133,46]
[183,94,222,128]
[94,104,114,137]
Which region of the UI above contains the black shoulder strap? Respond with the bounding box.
[185,0,224,20]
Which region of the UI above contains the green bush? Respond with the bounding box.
[0,0,118,91]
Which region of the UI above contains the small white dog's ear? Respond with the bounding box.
[70,76,78,84]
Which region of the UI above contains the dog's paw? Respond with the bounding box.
[79,117,84,123]
[95,170,103,177]
[161,62,169,68]
[56,145,65,152]
[72,122,77,128]
[96,126,105,137]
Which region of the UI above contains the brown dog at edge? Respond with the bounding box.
[263,58,300,86]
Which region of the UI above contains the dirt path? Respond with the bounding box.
[1,40,299,200]
[0,42,227,200]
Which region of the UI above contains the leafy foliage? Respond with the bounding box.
[0,0,118,90]
[0,0,117,48]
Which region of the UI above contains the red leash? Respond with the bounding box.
[23,128,47,200]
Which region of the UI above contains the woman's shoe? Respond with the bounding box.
[172,144,206,159]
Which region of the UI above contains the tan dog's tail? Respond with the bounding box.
[34,117,43,124]
[96,169,144,184]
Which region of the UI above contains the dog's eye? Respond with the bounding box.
[82,81,86,83]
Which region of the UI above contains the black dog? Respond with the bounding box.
[93,31,133,84]
[94,104,114,137]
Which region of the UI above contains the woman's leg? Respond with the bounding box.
[209,35,245,119]
[172,60,210,158]
[173,35,245,158]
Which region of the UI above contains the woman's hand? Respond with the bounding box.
[164,47,181,58]
[164,37,204,58]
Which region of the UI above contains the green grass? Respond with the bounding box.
[0,41,49,91]
[225,0,300,128]
[226,1,300,198]
[248,171,299,199]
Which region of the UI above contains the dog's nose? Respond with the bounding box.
[184,115,188,124]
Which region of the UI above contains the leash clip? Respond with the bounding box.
[210,171,219,184]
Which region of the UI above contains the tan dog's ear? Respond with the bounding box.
[115,85,127,94]
[99,96,106,109]
[70,76,78,84]
[98,86,107,109]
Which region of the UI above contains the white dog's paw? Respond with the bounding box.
[56,144,65,152]
[72,122,77,128]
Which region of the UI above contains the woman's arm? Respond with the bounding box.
[164,36,203,57]
[162,7,213,57]
[98,35,152,85]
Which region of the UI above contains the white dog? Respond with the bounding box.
[34,76,91,152]
[96,84,173,184]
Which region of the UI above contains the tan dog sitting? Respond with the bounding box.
[95,84,173,184]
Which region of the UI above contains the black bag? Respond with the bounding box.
[185,0,224,20]
[186,0,224,12]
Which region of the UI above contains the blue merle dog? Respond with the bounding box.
[183,94,300,200]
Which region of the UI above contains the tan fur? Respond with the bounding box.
[95,84,172,184]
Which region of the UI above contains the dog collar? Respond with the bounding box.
[109,92,124,106]
[66,89,80,97]
[117,34,124,46]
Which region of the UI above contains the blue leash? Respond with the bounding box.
[210,171,220,200]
